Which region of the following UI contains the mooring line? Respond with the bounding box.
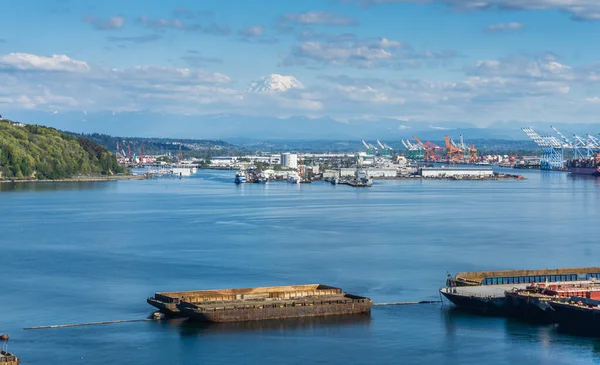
[373,300,441,306]
[23,319,153,330]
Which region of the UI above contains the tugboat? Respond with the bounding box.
[234,170,247,184]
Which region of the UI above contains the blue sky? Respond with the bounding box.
[2,0,600,130]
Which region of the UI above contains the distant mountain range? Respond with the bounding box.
[5,110,600,143]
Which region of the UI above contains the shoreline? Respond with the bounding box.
[372,175,524,181]
[0,175,146,184]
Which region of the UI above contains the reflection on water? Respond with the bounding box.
[3,169,600,364]
[161,314,373,336]
[0,181,111,193]
[442,305,600,358]
[567,174,600,184]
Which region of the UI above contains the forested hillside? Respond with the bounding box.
[0,121,122,180]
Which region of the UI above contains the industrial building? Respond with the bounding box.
[420,167,493,178]
[323,170,339,179]
[364,168,398,178]
[280,153,298,169]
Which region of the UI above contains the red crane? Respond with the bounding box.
[413,136,443,162]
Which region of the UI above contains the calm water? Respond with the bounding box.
[1,169,600,364]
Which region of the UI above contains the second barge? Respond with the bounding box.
[550,297,600,336]
[148,284,373,322]
[441,267,600,315]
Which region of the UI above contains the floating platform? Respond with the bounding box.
[148,284,373,322]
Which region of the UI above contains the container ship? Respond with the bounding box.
[148,284,373,323]
[567,154,600,176]
[440,267,600,316]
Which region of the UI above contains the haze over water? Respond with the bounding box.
[1,169,600,364]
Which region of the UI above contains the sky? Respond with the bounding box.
[2,0,600,133]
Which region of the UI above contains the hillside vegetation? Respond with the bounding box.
[0,121,122,180]
[70,132,240,158]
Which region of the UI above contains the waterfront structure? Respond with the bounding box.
[420,167,493,178]
[322,170,339,179]
[340,168,356,177]
[522,126,600,170]
[280,153,298,169]
[364,168,397,178]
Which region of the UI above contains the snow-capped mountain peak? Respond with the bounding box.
[247,74,304,93]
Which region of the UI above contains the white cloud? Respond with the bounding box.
[3,51,600,124]
[485,22,524,33]
[239,26,263,37]
[282,34,454,69]
[280,11,357,26]
[0,53,90,72]
[358,0,600,21]
[137,16,230,35]
[468,56,573,80]
[83,16,126,30]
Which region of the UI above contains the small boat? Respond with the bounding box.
[256,172,269,184]
[287,172,300,184]
[331,177,339,185]
[234,171,247,184]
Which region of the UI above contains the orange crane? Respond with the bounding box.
[468,144,478,163]
[445,136,464,162]
[413,136,443,162]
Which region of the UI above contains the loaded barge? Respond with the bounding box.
[441,267,600,316]
[550,297,600,336]
[148,284,373,323]
[504,283,600,323]
[0,350,19,365]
